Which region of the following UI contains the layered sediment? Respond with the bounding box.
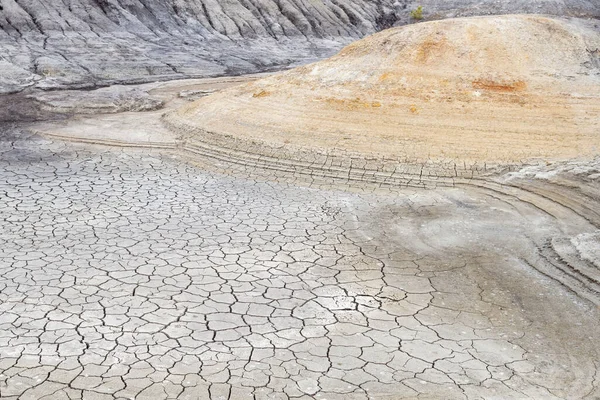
[1,0,599,93]
[166,15,600,180]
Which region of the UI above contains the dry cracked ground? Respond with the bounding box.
[2,1,600,399]
[1,124,600,400]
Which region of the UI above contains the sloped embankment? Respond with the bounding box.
[166,15,600,178]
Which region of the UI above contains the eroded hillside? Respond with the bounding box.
[1,0,599,93]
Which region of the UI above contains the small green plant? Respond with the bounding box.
[410,6,423,21]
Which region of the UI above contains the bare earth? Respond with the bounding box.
[17,67,600,399]
[166,15,600,173]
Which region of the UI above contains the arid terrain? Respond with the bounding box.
[167,15,600,173]
[1,0,600,93]
[1,4,600,400]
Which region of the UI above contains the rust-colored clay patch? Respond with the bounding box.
[379,72,391,82]
[319,97,383,110]
[472,79,527,92]
[416,36,448,63]
[252,90,270,98]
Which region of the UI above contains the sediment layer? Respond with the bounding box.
[2,0,599,92]
[167,15,600,173]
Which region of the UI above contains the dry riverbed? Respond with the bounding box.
[1,76,599,399]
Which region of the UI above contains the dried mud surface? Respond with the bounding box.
[11,72,600,399]
[1,124,600,400]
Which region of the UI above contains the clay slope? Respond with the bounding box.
[167,15,600,175]
[0,0,389,93]
[1,0,599,93]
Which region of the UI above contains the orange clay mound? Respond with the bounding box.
[167,15,600,167]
